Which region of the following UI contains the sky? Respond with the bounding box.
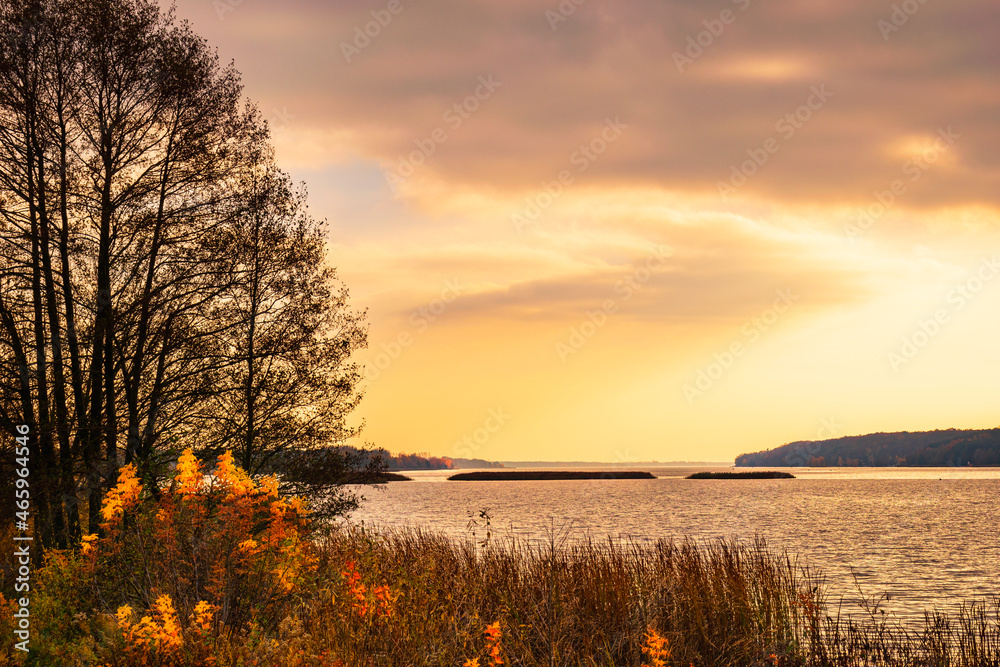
[167,0,1000,463]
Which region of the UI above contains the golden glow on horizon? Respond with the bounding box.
[705,57,812,81]
[883,134,962,169]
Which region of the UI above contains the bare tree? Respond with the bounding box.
[0,0,369,548]
[195,143,371,517]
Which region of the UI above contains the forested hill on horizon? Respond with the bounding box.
[736,428,1000,467]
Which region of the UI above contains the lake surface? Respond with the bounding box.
[346,466,1000,624]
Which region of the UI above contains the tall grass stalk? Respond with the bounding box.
[8,473,1000,667]
[304,523,1000,667]
[307,524,823,666]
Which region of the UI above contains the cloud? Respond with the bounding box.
[334,190,897,329]
[167,0,1000,459]
[173,0,1000,213]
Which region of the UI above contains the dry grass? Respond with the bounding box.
[5,523,1000,665]
[273,524,1000,667]
[300,524,821,666]
[4,453,999,666]
[819,585,1000,667]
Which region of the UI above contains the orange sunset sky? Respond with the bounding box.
[167,0,999,463]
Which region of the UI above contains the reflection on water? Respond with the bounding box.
[346,467,1000,623]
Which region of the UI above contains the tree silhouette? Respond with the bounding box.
[0,0,370,549]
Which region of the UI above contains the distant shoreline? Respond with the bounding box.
[367,472,413,482]
[499,461,732,468]
[448,470,657,481]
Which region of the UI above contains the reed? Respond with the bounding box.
[818,588,1000,667]
[5,450,999,666]
[262,524,1000,667]
[10,520,1000,666]
[307,525,820,666]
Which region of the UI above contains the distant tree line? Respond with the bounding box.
[0,0,370,551]
[736,428,1000,468]
[338,447,503,471]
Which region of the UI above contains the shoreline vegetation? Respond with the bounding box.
[687,471,796,479]
[344,446,505,471]
[447,471,657,481]
[736,427,1000,467]
[4,451,1000,666]
[365,472,412,482]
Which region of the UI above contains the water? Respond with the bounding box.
[346,466,1000,623]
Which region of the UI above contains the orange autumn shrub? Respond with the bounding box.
[88,450,316,634]
[25,544,108,665]
[107,595,219,667]
[339,561,395,621]
[115,596,184,658]
[484,621,504,666]
[289,546,401,663]
[640,627,671,667]
[462,621,505,667]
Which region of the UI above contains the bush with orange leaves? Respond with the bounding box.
[86,449,317,637]
[338,561,395,621]
[462,621,505,667]
[640,627,671,667]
